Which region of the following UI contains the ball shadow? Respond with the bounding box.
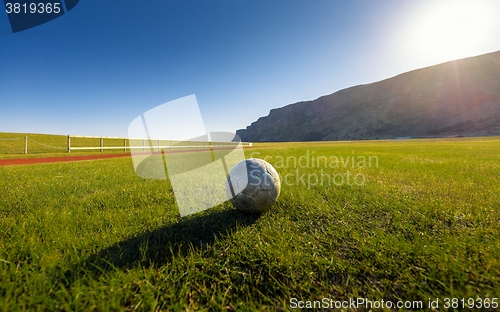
[77,208,261,276]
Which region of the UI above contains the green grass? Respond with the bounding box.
[0,137,499,310]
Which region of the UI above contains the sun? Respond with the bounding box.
[405,0,500,65]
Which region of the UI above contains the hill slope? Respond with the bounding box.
[237,51,500,141]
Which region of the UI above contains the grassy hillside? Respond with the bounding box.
[0,132,129,157]
[0,138,499,310]
[0,132,217,159]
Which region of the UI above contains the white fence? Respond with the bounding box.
[0,136,34,154]
[0,135,251,154]
[67,135,251,153]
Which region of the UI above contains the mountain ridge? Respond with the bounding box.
[237,51,500,142]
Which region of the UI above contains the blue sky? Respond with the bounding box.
[1,0,500,137]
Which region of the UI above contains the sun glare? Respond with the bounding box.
[406,0,500,65]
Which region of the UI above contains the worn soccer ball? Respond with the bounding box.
[225,158,281,213]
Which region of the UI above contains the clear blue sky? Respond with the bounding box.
[2,0,500,137]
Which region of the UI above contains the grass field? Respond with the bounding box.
[0,137,499,310]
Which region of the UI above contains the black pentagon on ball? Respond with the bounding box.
[231,193,254,211]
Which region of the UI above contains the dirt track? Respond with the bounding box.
[0,146,260,167]
[0,153,132,166]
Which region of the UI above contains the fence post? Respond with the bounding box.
[100,138,103,152]
[67,135,71,153]
[24,136,28,154]
[158,139,160,151]
[124,139,127,152]
[142,139,145,151]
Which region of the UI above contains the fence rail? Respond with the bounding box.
[0,134,251,155]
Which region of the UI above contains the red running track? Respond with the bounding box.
[0,153,132,166]
[0,146,257,167]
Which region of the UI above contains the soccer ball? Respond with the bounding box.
[225,158,281,213]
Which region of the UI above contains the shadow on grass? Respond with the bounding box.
[76,208,260,276]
